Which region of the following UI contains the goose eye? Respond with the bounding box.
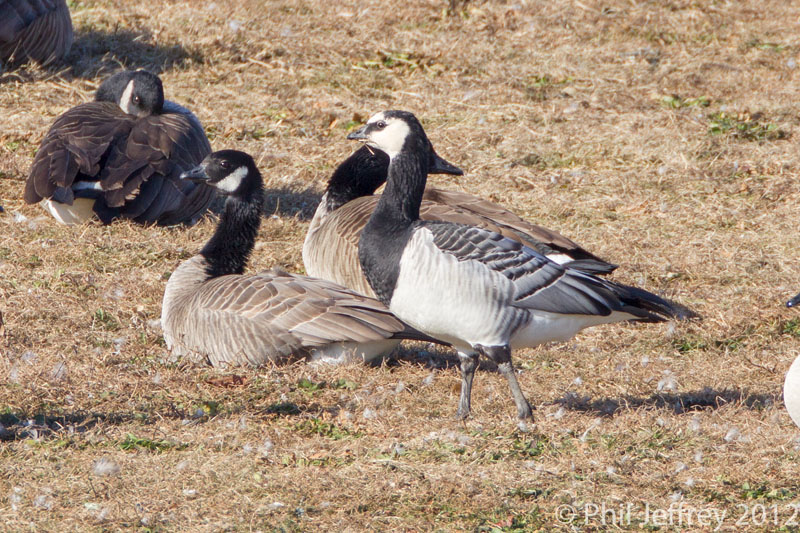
[219,160,231,170]
[132,95,141,104]
[376,120,387,129]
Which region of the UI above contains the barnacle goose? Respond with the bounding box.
[348,110,698,420]
[303,146,616,299]
[161,150,442,367]
[0,0,73,66]
[24,69,215,226]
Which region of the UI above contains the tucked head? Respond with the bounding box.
[347,111,462,174]
[95,70,165,117]
[180,150,261,197]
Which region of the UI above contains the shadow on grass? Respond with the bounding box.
[262,187,322,221]
[555,387,779,417]
[0,398,311,442]
[66,27,203,79]
[202,187,321,222]
[0,26,203,83]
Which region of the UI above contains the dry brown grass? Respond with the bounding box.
[2,0,800,530]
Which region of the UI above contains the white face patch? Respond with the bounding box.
[118,79,136,115]
[365,113,410,158]
[215,166,248,193]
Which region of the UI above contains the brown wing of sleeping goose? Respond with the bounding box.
[24,101,214,226]
[0,0,73,65]
[303,188,616,299]
[24,101,134,204]
[170,268,436,368]
[96,111,214,225]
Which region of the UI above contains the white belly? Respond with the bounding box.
[389,230,520,351]
[784,355,800,429]
[309,339,401,364]
[41,198,95,225]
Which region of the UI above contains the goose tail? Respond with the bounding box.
[611,282,700,322]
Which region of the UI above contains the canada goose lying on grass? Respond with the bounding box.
[161,149,442,367]
[24,69,215,226]
[0,0,73,66]
[303,145,616,298]
[348,110,698,420]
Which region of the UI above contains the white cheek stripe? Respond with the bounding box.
[215,166,248,192]
[119,79,136,114]
[371,120,409,158]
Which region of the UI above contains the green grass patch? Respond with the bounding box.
[708,111,787,142]
[119,434,184,453]
[660,94,710,109]
[294,418,361,440]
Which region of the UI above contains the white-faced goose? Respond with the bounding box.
[24,69,215,226]
[348,110,698,420]
[161,150,442,368]
[303,146,616,298]
[0,0,73,66]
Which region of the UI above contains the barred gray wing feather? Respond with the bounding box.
[422,188,616,273]
[424,221,688,321]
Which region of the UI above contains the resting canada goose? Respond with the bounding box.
[24,69,215,226]
[303,146,616,298]
[161,149,441,367]
[0,0,73,66]
[348,110,698,420]
[788,293,800,308]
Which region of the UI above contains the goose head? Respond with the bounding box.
[788,292,800,308]
[347,111,460,173]
[180,150,262,198]
[95,70,165,117]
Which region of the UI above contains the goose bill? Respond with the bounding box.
[346,126,368,140]
[180,165,209,182]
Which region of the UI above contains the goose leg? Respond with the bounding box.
[477,344,533,420]
[457,351,479,419]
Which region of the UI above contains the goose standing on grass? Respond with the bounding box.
[0,0,73,66]
[161,149,443,367]
[304,146,616,298]
[24,69,215,226]
[348,110,698,420]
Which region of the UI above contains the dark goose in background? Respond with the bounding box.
[0,0,73,66]
[24,69,215,226]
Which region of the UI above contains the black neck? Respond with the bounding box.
[325,146,390,211]
[358,136,430,305]
[200,185,264,279]
[370,137,429,225]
